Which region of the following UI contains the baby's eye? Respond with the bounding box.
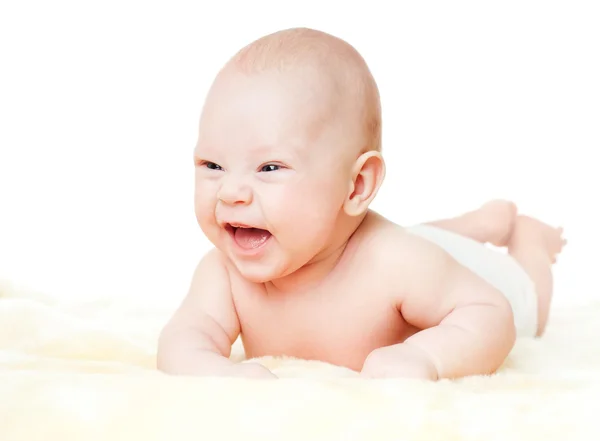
[260,164,280,172]
[205,162,223,171]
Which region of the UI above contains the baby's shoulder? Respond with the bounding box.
[352,211,452,277]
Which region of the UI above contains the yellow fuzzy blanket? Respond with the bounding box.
[1,281,598,441]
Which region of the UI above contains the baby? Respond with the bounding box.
[157,28,565,380]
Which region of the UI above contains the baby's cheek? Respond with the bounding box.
[193,188,217,227]
[279,187,340,240]
[276,187,319,219]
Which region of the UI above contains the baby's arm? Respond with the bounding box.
[157,249,275,378]
[362,235,516,380]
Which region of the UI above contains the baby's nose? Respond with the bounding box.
[217,176,253,206]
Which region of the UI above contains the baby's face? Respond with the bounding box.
[194,68,358,282]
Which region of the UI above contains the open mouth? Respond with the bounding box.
[225,223,272,251]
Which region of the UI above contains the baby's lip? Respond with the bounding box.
[221,221,272,234]
[225,222,255,229]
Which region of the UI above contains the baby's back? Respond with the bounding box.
[228,212,422,371]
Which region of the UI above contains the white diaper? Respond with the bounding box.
[405,224,538,338]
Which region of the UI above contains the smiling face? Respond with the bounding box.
[193,67,361,283]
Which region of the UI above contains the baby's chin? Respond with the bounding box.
[214,236,309,284]
[230,258,287,284]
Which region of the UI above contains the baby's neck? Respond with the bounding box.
[265,211,370,295]
[265,241,349,295]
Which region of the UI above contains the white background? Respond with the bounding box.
[1,1,598,311]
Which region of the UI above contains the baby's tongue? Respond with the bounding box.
[234,228,272,250]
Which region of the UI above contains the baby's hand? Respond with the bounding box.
[224,362,278,379]
[360,344,438,381]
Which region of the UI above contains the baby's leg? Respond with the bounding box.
[507,216,566,336]
[425,200,517,247]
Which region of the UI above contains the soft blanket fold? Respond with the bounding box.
[1,282,598,441]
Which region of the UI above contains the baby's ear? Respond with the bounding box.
[343,151,386,217]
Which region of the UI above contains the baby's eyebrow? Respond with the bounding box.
[192,149,206,161]
[193,143,305,165]
[249,142,305,160]
[248,144,284,155]
[193,142,221,158]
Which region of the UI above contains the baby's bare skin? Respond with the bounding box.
[157,28,566,380]
[159,205,563,380]
[231,208,523,376]
[231,211,420,372]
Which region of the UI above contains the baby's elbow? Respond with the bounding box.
[156,324,179,372]
[156,329,170,371]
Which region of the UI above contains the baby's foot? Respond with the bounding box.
[476,199,518,246]
[509,216,566,263]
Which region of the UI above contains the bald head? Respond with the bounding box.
[220,28,382,153]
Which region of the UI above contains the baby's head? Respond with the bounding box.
[194,28,385,283]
